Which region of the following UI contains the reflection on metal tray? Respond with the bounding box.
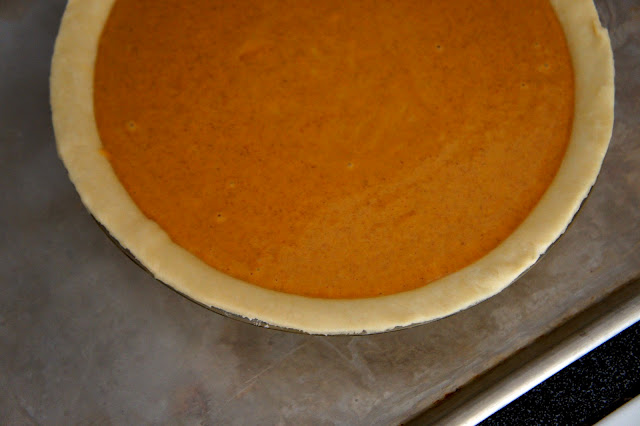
[0,0,638,424]
[410,279,640,424]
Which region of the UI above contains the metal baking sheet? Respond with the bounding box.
[1,0,638,424]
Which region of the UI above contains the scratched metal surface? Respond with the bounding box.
[1,1,639,424]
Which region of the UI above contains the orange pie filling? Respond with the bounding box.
[94,0,574,298]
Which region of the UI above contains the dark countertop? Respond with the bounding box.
[483,320,640,425]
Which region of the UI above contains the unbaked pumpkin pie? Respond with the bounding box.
[51,0,613,334]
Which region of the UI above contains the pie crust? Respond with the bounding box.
[51,0,614,334]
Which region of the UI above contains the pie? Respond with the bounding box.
[51,0,614,334]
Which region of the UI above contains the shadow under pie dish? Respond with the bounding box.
[51,0,614,334]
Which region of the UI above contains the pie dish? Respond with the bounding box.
[51,0,614,334]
